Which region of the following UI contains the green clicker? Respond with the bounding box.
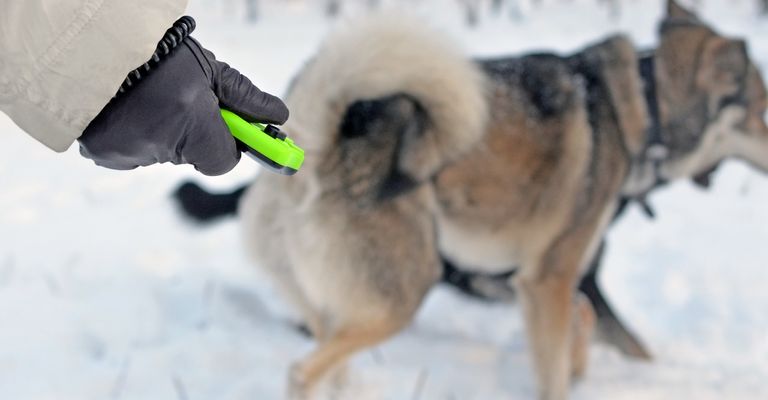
[220,109,304,175]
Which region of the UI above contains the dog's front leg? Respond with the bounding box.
[517,269,576,400]
[516,221,604,399]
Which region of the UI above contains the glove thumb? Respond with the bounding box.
[214,61,289,125]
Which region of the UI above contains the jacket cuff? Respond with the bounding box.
[2,0,188,152]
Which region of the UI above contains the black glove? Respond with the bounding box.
[79,34,288,176]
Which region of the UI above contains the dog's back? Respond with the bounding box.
[435,37,646,274]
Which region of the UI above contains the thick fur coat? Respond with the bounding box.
[238,2,768,399]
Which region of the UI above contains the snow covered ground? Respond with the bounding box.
[1,0,767,399]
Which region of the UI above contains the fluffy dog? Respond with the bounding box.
[177,1,768,398]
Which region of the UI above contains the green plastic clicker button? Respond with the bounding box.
[220,109,304,175]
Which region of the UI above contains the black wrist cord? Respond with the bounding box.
[116,16,196,96]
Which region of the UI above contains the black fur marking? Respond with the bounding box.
[339,94,428,202]
[378,168,419,201]
[441,258,517,302]
[172,181,246,223]
[480,55,573,118]
[379,96,429,200]
[691,162,721,188]
[577,242,607,316]
[340,98,389,139]
[520,55,574,118]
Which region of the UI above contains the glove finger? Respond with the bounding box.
[215,61,289,125]
[183,103,242,176]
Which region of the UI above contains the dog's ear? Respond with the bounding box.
[667,0,698,21]
[695,37,748,111]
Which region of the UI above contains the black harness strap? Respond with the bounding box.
[620,52,670,220]
[639,53,667,160]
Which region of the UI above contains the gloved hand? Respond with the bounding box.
[78,36,289,176]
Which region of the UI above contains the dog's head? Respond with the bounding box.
[654,0,768,180]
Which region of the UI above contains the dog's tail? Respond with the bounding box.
[283,13,489,178]
[172,182,247,224]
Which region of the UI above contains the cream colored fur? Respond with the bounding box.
[283,14,489,179]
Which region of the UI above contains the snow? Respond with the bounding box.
[1,0,767,399]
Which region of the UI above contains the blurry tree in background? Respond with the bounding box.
[461,0,519,26]
[245,0,259,21]
[325,0,381,17]
[236,0,768,24]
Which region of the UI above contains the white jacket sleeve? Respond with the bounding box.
[0,0,188,152]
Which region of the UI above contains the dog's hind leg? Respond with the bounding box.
[285,209,440,399]
[287,309,417,399]
[267,264,327,340]
[579,243,652,360]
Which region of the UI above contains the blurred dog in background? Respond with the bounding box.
[176,1,768,398]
